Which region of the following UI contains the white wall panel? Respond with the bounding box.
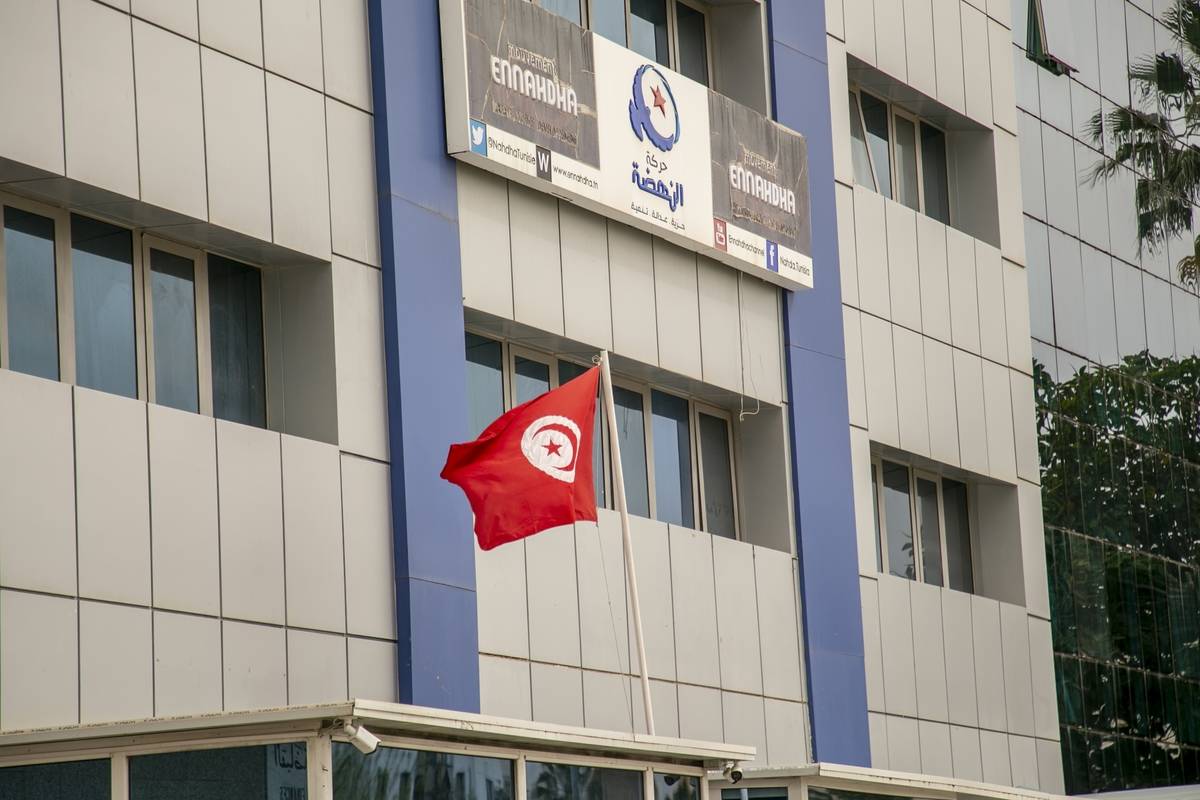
[714,535,763,695]
[723,692,768,766]
[560,202,613,350]
[1000,603,1036,737]
[886,714,922,772]
[223,621,287,711]
[868,712,889,768]
[860,577,886,712]
[873,0,908,80]
[885,200,922,331]
[266,75,332,259]
[1018,480,1051,619]
[765,698,808,765]
[972,596,1008,732]
[282,435,345,632]
[677,683,723,742]
[917,216,952,343]
[1028,617,1059,740]
[947,228,981,353]
[829,41,853,187]
[861,314,899,446]
[697,257,743,393]
[653,239,702,378]
[133,20,206,218]
[855,187,891,318]
[287,629,349,705]
[153,611,222,717]
[953,351,989,475]
[0,0,64,176]
[942,589,979,726]
[755,547,804,701]
[582,669,633,732]
[982,361,1017,482]
[878,576,918,717]
[458,167,514,319]
[526,525,581,667]
[217,422,285,625]
[76,388,150,606]
[980,729,1013,784]
[60,0,138,197]
[479,654,532,720]
[332,257,388,460]
[845,308,868,429]
[199,0,263,64]
[633,678,680,737]
[341,455,395,639]
[924,337,960,467]
[950,724,983,781]
[577,514,629,674]
[510,184,564,335]
[960,4,993,124]
[739,276,783,405]
[904,0,937,97]
[932,0,966,112]
[327,99,380,266]
[836,184,859,306]
[321,0,373,110]
[893,326,930,456]
[608,224,659,366]
[844,0,877,62]
[79,601,152,724]
[851,429,878,574]
[348,637,398,702]
[531,663,584,727]
[0,371,75,595]
[911,581,949,721]
[975,241,1008,365]
[133,0,198,38]
[262,0,324,90]
[919,720,954,777]
[202,48,272,241]
[989,19,1017,133]
[1009,735,1039,790]
[0,591,77,730]
[1011,371,1039,483]
[629,516,676,681]
[1036,737,1065,793]
[670,526,720,687]
[1003,260,1034,372]
[476,539,529,659]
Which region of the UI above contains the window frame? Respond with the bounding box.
[871,455,976,591]
[848,86,953,225]
[0,188,270,427]
[467,328,741,539]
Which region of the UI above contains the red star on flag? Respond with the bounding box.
[544,440,563,457]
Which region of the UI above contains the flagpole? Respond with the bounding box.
[598,350,656,737]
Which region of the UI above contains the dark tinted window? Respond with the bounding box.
[527,761,643,800]
[208,254,265,427]
[149,249,198,413]
[334,743,513,799]
[0,759,109,800]
[72,215,136,398]
[4,207,58,380]
[131,743,305,800]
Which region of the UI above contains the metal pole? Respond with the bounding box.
[599,350,656,736]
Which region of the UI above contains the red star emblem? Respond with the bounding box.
[651,85,668,117]
[543,440,563,457]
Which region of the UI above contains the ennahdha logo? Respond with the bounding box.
[629,65,680,152]
[520,416,581,483]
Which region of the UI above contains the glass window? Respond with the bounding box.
[893,114,920,210]
[920,122,950,224]
[859,92,892,199]
[560,359,606,507]
[870,462,882,571]
[916,476,944,586]
[149,249,198,413]
[655,774,701,799]
[675,2,708,85]
[526,762,643,799]
[629,0,670,66]
[590,0,627,45]
[848,93,876,191]
[881,460,915,579]
[539,0,582,24]
[131,742,305,799]
[944,478,974,592]
[613,385,650,517]
[514,355,551,404]
[71,214,137,398]
[4,207,59,380]
[808,789,911,800]
[208,254,265,427]
[0,759,109,800]
[721,789,788,799]
[652,390,694,527]
[699,412,736,538]
[333,742,513,800]
[466,333,504,437]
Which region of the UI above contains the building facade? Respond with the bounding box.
[0,0,1186,797]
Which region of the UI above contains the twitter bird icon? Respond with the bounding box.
[469,120,488,156]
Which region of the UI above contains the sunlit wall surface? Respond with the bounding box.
[1015,0,1200,790]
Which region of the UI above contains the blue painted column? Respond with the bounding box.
[767,2,870,765]
[367,0,480,712]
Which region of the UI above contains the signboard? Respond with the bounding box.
[441,0,813,290]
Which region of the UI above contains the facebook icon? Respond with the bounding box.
[766,241,779,272]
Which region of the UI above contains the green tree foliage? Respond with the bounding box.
[1087,0,1200,286]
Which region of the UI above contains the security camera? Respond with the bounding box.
[722,763,744,784]
[343,719,380,755]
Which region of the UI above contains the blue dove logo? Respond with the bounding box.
[628,65,680,152]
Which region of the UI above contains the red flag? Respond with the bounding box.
[441,366,600,550]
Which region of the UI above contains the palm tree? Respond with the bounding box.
[1088,0,1200,286]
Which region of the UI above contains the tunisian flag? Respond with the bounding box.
[441,366,600,550]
